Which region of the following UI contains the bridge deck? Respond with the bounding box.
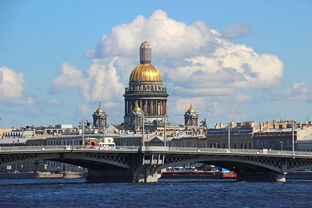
[1,146,312,159]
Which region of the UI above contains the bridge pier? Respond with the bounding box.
[86,153,163,183]
[133,165,162,183]
[237,171,287,182]
[86,169,134,183]
[86,166,161,183]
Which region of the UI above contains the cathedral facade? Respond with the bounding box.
[124,41,168,130]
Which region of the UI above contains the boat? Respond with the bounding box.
[161,170,237,179]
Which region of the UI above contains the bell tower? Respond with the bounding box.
[184,104,199,129]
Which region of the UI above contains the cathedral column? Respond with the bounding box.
[130,100,133,113]
[161,100,164,115]
[144,100,147,114]
[125,100,128,115]
[156,101,159,116]
[147,100,151,115]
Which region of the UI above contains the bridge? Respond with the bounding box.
[1,146,312,182]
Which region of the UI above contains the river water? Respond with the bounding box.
[1,178,312,208]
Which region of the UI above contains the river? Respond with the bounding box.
[0,178,312,208]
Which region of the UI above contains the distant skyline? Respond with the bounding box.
[1,0,312,128]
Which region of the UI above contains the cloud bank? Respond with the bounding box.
[52,10,284,121]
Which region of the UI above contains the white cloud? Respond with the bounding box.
[221,24,253,39]
[51,63,83,92]
[0,67,24,98]
[91,10,218,59]
[79,103,92,115]
[51,58,124,103]
[0,66,34,105]
[52,10,284,122]
[284,82,312,100]
[89,10,283,96]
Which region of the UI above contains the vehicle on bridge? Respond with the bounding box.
[97,142,116,150]
[86,141,116,150]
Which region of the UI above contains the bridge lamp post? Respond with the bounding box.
[142,113,145,147]
[227,123,231,151]
[292,121,295,155]
[280,140,283,154]
[102,118,106,140]
[81,118,85,148]
[164,115,167,147]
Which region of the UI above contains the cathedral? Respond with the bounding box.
[124,41,168,130]
[91,41,205,131]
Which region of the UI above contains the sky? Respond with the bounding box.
[0,0,312,128]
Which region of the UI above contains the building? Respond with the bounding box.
[184,104,199,129]
[258,120,299,131]
[206,126,254,149]
[253,126,312,151]
[124,41,168,130]
[92,104,108,129]
[0,129,12,139]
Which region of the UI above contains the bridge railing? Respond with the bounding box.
[165,146,312,157]
[2,145,312,157]
[0,145,141,153]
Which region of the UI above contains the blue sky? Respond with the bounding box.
[1,0,312,128]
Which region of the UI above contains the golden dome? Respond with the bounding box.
[96,104,104,113]
[187,104,196,113]
[129,64,162,82]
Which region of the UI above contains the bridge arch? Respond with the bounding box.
[0,152,130,170]
[159,155,283,173]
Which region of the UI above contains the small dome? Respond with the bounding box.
[132,103,143,115]
[187,104,196,113]
[95,104,104,113]
[129,64,162,82]
[133,105,142,112]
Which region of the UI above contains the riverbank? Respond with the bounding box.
[0,171,85,179]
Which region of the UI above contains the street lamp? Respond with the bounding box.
[102,118,106,140]
[81,118,85,148]
[142,113,145,147]
[164,115,167,147]
[228,122,231,151]
[292,121,295,155]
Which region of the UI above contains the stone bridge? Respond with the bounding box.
[1,146,312,182]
